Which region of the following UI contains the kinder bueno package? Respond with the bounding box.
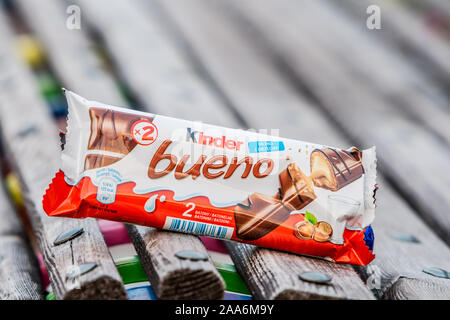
[43,90,377,265]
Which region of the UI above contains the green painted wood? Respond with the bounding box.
[115,255,251,295]
[115,256,149,285]
[214,262,251,295]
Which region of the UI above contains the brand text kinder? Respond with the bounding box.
[187,128,244,151]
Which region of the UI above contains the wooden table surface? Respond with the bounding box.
[0,0,449,300]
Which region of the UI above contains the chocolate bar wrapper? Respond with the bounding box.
[43,91,377,266]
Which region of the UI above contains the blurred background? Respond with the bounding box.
[0,0,449,299]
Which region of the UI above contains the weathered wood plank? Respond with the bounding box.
[356,182,450,299]
[408,0,450,34]
[223,0,450,245]
[75,0,239,127]
[222,242,368,300]
[383,277,450,300]
[137,0,373,300]
[148,0,344,147]
[127,226,225,299]
[338,0,450,98]
[295,0,450,145]
[0,181,44,300]
[23,0,225,299]
[147,0,450,299]
[0,11,127,300]
[13,0,125,106]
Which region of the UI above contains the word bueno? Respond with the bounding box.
[174,304,274,317]
[148,140,274,180]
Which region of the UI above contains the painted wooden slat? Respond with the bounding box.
[14,0,125,106]
[115,254,251,296]
[125,283,252,301]
[213,261,251,295]
[19,0,226,299]
[124,283,157,300]
[223,0,450,245]
[0,181,44,299]
[200,237,228,254]
[0,11,127,300]
[144,0,450,299]
[124,283,251,301]
[115,255,149,285]
[98,219,130,247]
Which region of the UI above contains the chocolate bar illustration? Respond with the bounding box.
[278,163,316,209]
[234,164,316,241]
[234,193,294,241]
[84,154,124,170]
[310,147,364,191]
[85,107,153,169]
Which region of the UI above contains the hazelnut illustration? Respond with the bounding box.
[294,220,315,240]
[313,221,333,242]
